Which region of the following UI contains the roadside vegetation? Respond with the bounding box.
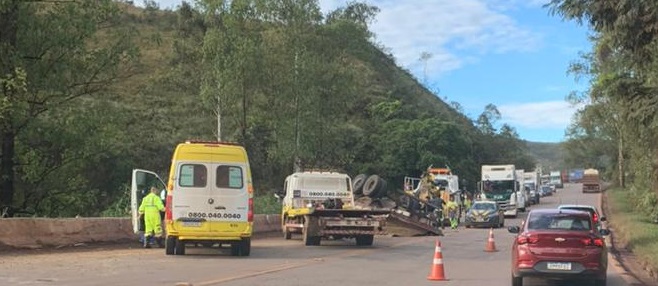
[548,0,658,279]
[606,188,658,278]
[0,0,541,218]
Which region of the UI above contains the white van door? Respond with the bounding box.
[171,162,213,232]
[131,169,166,234]
[209,163,250,232]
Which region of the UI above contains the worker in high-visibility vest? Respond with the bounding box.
[464,195,472,211]
[446,196,459,229]
[139,186,165,248]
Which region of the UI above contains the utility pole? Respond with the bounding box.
[418,51,432,86]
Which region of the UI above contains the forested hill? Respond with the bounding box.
[0,1,538,217]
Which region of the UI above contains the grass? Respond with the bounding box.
[606,187,658,279]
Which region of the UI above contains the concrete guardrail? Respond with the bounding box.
[0,214,281,249]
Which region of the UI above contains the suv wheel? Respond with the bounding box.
[512,274,523,286]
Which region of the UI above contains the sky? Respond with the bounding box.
[152,0,592,143]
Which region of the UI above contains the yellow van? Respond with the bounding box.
[131,140,254,256]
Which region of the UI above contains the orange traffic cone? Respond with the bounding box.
[427,239,448,281]
[485,228,498,252]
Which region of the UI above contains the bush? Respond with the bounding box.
[254,193,281,214]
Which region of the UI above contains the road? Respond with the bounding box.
[0,184,635,286]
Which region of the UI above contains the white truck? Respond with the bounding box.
[550,171,563,188]
[515,169,528,212]
[480,165,519,218]
[523,171,539,205]
[277,171,389,246]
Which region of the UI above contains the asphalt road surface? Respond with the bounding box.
[0,184,635,286]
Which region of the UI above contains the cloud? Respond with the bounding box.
[321,0,542,76]
[154,0,542,76]
[498,101,583,129]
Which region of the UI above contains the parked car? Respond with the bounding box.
[508,209,610,286]
[557,204,607,232]
[539,185,552,197]
[464,201,505,228]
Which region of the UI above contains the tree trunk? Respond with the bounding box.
[0,1,19,211]
[1,130,16,210]
[618,135,624,188]
[653,145,658,197]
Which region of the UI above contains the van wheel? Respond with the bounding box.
[165,236,176,255]
[230,239,251,256]
[240,238,251,256]
[174,239,185,255]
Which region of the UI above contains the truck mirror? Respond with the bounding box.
[272,189,285,201]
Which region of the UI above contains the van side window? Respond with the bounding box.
[217,166,243,189]
[179,164,207,187]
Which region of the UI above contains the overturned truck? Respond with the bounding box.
[276,171,445,244]
[389,167,460,236]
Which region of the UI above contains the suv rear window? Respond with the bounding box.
[560,207,595,217]
[527,213,591,231]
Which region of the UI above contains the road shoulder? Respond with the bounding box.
[601,189,657,285]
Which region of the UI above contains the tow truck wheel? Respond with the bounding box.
[283,216,292,240]
[165,236,176,255]
[355,235,374,246]
[303,216,321,246]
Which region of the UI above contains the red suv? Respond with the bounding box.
[508,209,610,286]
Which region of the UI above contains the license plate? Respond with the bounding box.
[476,218,484,222]
[182,221,201,227]
[547,262,572,271]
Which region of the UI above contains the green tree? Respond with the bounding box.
[0,0,137,215]
[548,0,658,196]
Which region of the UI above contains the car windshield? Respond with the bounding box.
[472,203,496,211]
[483,180,514,194]
[527,213,591,231]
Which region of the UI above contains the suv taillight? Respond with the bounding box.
[581,238,604,247]
[517,235,539,245]
[592,212,599,224]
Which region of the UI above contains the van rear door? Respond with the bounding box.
[171,162,212,232]
[131,169,166,234]
[209,163,250,233]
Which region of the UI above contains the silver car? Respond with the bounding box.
[464,201,505,228]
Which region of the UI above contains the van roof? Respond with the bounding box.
[173,141,248,163]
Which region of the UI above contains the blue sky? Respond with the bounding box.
[152,0,591,143]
